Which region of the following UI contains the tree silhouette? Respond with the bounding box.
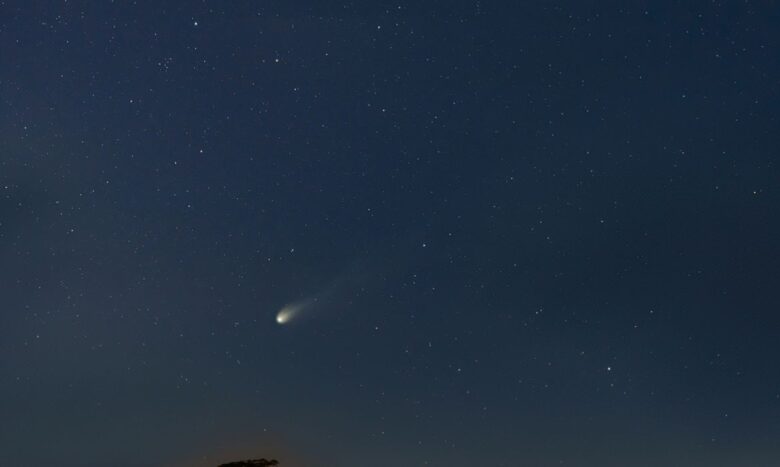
[218,459,279,467]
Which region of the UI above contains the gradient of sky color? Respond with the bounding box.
[1,2,779,466]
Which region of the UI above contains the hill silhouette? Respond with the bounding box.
[218,459,279,467]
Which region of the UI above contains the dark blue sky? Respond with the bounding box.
[1,1,779,466]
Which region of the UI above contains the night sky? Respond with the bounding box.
[1,2,779,466]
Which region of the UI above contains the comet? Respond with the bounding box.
[274,260,372,326]
[275,298,315,325]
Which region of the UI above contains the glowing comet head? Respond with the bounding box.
[276,309,292,324]
[275,299,313,325]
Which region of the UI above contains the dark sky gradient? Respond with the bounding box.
[1,1,779,466]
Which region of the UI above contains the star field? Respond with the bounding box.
[1,2,779,466]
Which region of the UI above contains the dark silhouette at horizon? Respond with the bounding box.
[218,459,279,467]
